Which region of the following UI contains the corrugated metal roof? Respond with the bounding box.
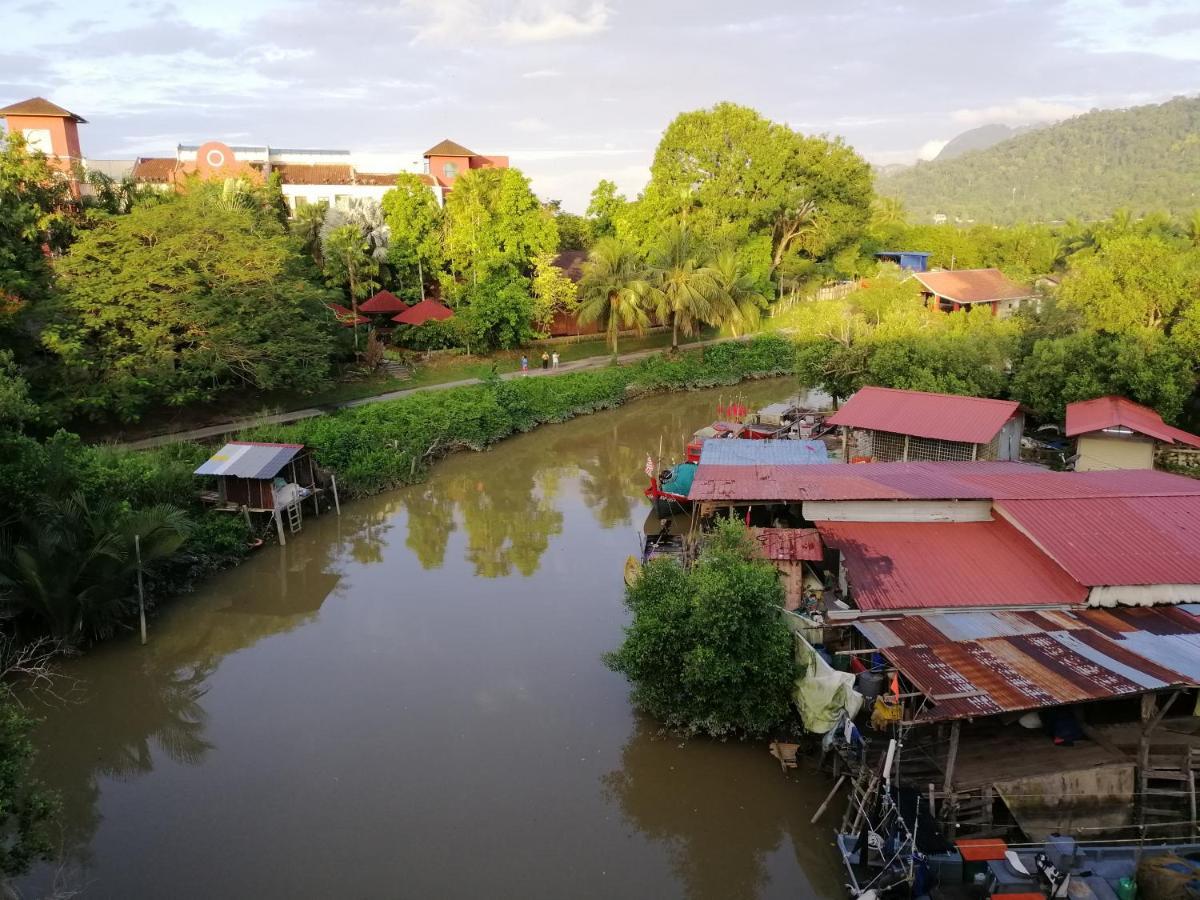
[996,496,1200,587]
[826,386,1019,443]
[753,528,823,561]
[854,607,1200,722]
[819,519,1087,611]
[194,441,304,479]
[1065,396,1200,449]
[698,439,830,466]
[912,268,1033,304]
[687,461,1200,503]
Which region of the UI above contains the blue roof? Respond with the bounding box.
[194,441,304,479]
[875,250,931,257]
[698,439,830,466]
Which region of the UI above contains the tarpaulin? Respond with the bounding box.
[788,615,864,733]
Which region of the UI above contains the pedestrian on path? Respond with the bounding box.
[541,351,550,370]
[521,355,529,375]
[551,351,560,369]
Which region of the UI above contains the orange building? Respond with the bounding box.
[423,139,508,200]
[0,96,87,196]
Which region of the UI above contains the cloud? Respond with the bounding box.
[917,139,949,161]
[513,116,551,132]
[521,68,561,79]
[950,97,1088,126]
[408,0,609,45]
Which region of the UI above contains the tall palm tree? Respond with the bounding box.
[292,200,329,265]
[710,250,768,336]
[643,223,726,351]
[0,494,192,641]
[577,238,650,357]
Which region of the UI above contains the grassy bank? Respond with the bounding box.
[28,336,797,638]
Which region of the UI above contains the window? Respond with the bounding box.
[21,128,52,154]
[442,161,458,180]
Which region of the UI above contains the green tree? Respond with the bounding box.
[643,223,726,351]
[442,167,557,287]
[0,689,58,877]
[577,237,650,356]
[586,179,627,241]
[381,173,443,299]
[0,131,73,316]
[44,190,336,420]
[710,250,768,336]
[606,518,795,736]
[291,200,329,266]
[1058,234,1192,332]
[456,274,536,352]
[323,223,380,349]
[530,252,578,335]
[0,492,192,640]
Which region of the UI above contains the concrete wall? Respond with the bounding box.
[1075,433,1155,471]
[803,499,993,523]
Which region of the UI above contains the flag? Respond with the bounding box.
[645,455,655,477]
[889,672,900,701]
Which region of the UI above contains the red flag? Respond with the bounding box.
[889,672,900,701]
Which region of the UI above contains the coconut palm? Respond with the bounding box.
[292,200,329,265]
[0,494,192,641]
[710,250,769,336]
[643,223,726,351]
[577,237,650,357]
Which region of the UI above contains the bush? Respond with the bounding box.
[605,519,796,736]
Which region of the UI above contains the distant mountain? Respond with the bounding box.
[934,123,1039,161]
[878,96,1200,224]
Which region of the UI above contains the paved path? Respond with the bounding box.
[122,336,749,450]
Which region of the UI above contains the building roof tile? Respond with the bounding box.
[826,386,1020,443]
[1066,395,1200,448]
[131,157,177,183]
[0,96,87,123]
[912,268,1033,304]
[272,163,355,185]
[423,139,477,158]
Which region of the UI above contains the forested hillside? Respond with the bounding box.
[879,96,1200,224]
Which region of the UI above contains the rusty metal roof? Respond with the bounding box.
[912,268,1033,304]
[687,460,1200,503]
[826,386,1020,443]
[819,519,1087,611]
[996,496,1200,587]
[752,528,823,562]
[1065,395,1200,449]
[854,606,1200,722]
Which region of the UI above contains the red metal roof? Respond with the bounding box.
[1065,395,1200,448]
[853,606,1200,722]
[819,519,1087,611]
[996,495,1200,587]
[912,268,1033,304]
[687,460,1200,503]
[826,386,1019,443]
[753,527,823,561]
[393,298,454,326]
[359,290,408,314]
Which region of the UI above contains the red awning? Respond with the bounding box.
[359,289,409,314]
[393,298,454,325]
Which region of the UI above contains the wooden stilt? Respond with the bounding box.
[942,720,961,794]
[275,509,287,546]
[330,474,341,516]
[242,505,252,530]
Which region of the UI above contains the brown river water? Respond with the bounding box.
[19,380,843,900]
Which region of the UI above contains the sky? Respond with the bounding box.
[2,0,1198,211]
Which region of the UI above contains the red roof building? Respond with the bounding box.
[423,139,509,201]
[913,268,1033,317]
[818,519,1087,611]
[393,298,454,326]
[1066,395,1200,472]
[826,386,1023,462]
[0,96,87,196]
[359,290,408,314]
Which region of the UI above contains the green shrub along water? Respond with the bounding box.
[10,337,797,643]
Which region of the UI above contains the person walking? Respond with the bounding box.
[551,351,560,370]
[541,351,550,370]
[520,355,529,376]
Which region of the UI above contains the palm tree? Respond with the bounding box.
[577,238,650,357]
[710,250,768,336]
[292,200,329,265]
[643,223,726,351]
[0,494,192,641]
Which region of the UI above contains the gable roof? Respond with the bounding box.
[423,139,477,158]
[194,441,303,479]
[1066,395,1200,449]
[0,96,87,123]
[912,268,1032,304]
[131,157,177,183]
[359,290,408,314]
[393,298,454,325]
[826,386,1019,443]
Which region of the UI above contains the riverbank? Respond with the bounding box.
[68,335,802,636]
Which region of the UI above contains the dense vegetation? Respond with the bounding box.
[879,96,1200,224]
[606,518,796,737]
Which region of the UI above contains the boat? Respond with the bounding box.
[638,509,688,564]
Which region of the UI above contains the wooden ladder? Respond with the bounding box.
[286,499,303,535]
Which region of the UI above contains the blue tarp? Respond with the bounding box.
[699,438,830,466]
[658,462,696,498]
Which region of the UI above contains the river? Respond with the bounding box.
[19,380,844,900]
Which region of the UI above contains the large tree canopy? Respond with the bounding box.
[381,173,443,299]
[43,188,336,421]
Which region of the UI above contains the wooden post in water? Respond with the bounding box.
[135,534,147,645]
[331,474,342,516]
[274,509,287,546]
